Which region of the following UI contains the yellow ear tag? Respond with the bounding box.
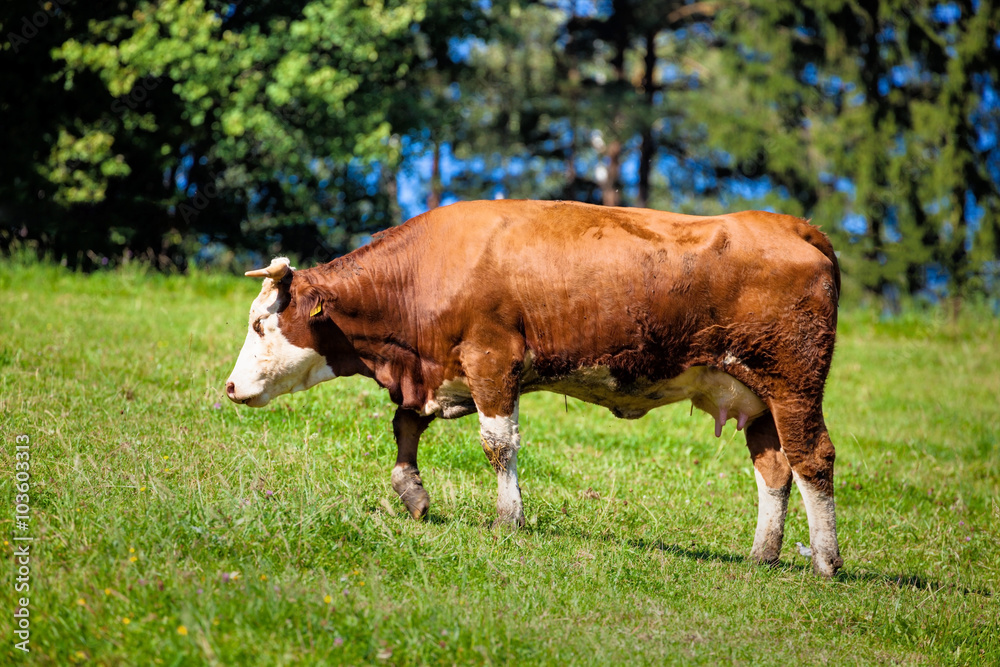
[309,303,322,317]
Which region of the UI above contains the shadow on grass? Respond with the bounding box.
[627,537,805,573]
[376,501,994,598]
[630,537,993,597]
[833,568,992,597]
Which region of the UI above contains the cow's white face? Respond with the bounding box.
[225,278,336,407]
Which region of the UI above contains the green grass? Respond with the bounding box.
[1,260,998,665]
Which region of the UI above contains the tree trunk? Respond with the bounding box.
[602,3,629,208]
[637,30,657,209]
[427,142,442,211]
[602,139,622,207]
[382,163,401,225]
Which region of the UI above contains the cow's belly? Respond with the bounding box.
[425,360,767,429]
[523,364,767,422]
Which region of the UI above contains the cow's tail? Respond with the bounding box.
[800,220,841,305]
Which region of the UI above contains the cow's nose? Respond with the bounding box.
[226,381,236,400]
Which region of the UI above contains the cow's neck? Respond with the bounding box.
[312,253,429,410]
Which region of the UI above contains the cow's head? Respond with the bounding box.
[225,258,336,407]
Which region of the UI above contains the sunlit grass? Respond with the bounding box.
[1,261,998,665]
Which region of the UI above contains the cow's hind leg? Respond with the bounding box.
[771,402,843,577]
[391,408,434,519]
[745,412,792,565]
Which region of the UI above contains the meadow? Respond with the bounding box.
[1,259,998,665]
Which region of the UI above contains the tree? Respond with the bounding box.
[704,0,1000,305]
[4,0,429,268]
[412,1,717,211]
[0,1,128,265]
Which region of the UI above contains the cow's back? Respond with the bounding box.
[405,200,836,379]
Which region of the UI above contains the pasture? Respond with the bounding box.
[1,259,998,665]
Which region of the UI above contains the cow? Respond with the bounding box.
[225,200,843,577]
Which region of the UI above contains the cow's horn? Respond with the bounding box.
[244,257,291,280]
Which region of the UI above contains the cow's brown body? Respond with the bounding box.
[227,200,844,576]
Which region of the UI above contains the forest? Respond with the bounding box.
[2,0,999,308]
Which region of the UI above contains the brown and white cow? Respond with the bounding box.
[225,200,844,577]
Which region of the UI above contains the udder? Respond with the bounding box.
[685,367,768,437]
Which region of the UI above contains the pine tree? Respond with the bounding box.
[705,0,1000,304]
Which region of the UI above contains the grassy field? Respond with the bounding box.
[1,259,998,665]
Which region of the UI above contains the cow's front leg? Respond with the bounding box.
[478,400,525,527]
[390,408,434,519]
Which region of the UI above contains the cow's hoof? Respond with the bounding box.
[403,490,430,520]
[492,512,526,530]
[811,552,844,578]
[391,465,430,520]
[749,549,782,567]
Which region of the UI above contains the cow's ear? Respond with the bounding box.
[294,281,328,321]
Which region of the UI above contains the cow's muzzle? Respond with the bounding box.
[225,381,252,405]
[225,381,268,406]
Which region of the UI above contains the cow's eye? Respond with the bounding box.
[252,318,264,337]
